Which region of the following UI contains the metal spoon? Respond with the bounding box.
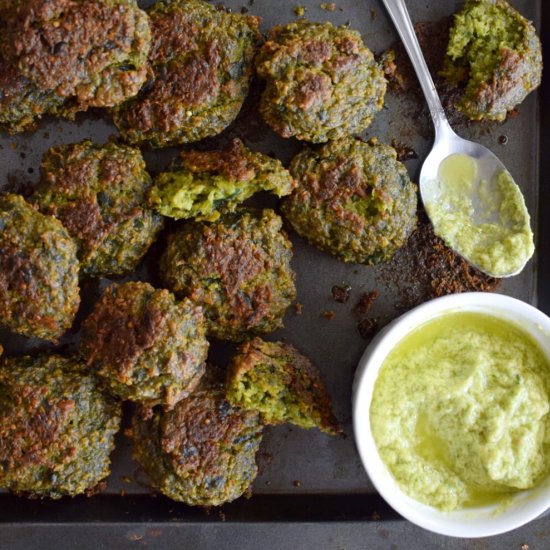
[381,0,534,278]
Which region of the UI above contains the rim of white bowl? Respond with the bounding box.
[352,292,550,538]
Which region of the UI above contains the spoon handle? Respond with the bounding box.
[381,0,454,142]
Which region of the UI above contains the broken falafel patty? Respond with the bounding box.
[0,194,80,342]
[132,366,263,506]
[112,0,261,147]
[441,0,542,121]
[32,141,164,278]
[0,353,122,499]
[227,337,341,435]
[256,20,387,143]
[80,281,208,409]
[282,138,418,265]
[160,209,296,342]
[149,138,296,222]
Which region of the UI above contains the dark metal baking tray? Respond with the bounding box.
[0,0,546,525]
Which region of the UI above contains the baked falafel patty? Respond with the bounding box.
[0,0,151,132]
[227,338,341,435]
[282,138,418,265]
[160,209,296,342]
[0,194,80,342]
[112,0,261,147]
[441,0,542,121]
[0,353,121,499]
[256,20,387,143]
[150,138,296,222]
[33,141,164,278]
[80,282,208,409]
[132,366,263,506]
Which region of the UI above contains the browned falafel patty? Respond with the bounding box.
[80,281,208,408]
[0,194,80,342]
[0,0,150,131]
[132,366,263,506]
[256,19,387,143]
[112,0,261,147]
[0,353,122,499]
[33,141,164,278]
[160,209,296,342]
[282,138,418,265]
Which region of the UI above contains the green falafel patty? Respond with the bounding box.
[113,0,261,147]
[33,141,164,278]
[282,138,418,265]
[256,20,387,143]
[227,338,341,435]
[150,138,296,222]
[441,0,542,121]
[0,353,121,499]
[80,282,208,408]
[132,366,263,506]
[1,0,150,110]
[0,53,65,134]
[0,194,80,342]
[160,209,296,342]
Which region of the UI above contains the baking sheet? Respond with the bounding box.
[0,0,542,505]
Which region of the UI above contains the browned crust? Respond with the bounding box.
[161,389,258,476]
[82,284,167,381]
[178,138,256,181]
[6,0,145,102]
[0,242,67,337]
[187,230,274,329]
[0,384,76,470]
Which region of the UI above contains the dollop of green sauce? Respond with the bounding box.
[370,312,550,511]
[425,154,534,277]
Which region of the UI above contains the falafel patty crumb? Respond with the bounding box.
[0,353,121,499]
[282,137,417,265]
[160,208,296,342]
[80,281,208,408]
[132,366,263,506]
[227,338,341,435]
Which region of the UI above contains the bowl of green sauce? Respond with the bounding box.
[353,292,550,537]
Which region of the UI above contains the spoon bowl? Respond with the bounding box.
[381,0,534,278]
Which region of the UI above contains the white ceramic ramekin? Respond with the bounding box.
[353,292,550,538]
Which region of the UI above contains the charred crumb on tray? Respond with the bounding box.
[294,302,303,315]
[391,140,419,162]
[322,310,336,320]
[331,285,351,304]
[376,211,501,313]
[354,291,379,316]
[357,318,378,340]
